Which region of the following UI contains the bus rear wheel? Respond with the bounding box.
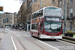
[38,33,40,38]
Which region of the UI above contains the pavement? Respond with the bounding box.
[63,36,75,41]
[0,28,7,50]
[2,33,14,50]
[0,33,5,50]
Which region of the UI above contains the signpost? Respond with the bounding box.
[0,7,3,11]
[0,6,4,14]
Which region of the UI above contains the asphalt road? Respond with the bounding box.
[0,28,75,50]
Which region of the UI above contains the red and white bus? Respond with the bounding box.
[30,6,63,39]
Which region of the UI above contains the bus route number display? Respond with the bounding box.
[46,18,60,21]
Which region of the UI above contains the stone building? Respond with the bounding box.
[32,0,75,30]
[17,11,21,25]
[19,0,27,28]
[69,0,75,29]
[25,0,32,31]
[19,0,75,31]
[14,13,18,26]
[19,0,32,31]
[0,12,14,27]
[58,0,75,30]
[32,0,59,13]
[19,0,61,31]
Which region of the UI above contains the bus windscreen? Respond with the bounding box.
[44,7,62,16]
[44,22,62,33]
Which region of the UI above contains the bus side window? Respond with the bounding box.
[32,24,37,30]
[32,24,35,29]
[40,22,43,31]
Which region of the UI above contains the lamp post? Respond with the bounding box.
[69,9,72,30]
[69,0,73,30]
[63,0,67,34]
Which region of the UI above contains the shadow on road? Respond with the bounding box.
[32,36,59,42]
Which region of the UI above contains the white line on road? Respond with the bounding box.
[11,36,17,50]
[37,40,59,50]
[58,40,75,45]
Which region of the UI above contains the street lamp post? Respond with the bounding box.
[69,9,72,30]
[63,0,67,34]
[69,0,72,30]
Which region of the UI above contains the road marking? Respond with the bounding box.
[58,40,75,45]
[37,40,59,50]
[62,39,75,43]
[11,36,17,50]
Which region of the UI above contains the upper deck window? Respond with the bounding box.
[32,9,43,19]
[44,7,62,16]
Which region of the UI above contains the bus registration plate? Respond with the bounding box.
[51,36,55,38]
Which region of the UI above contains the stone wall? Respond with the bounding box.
[32,0,58,13]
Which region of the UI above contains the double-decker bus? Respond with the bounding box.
[30,6,63,39]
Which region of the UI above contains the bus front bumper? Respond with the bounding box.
[40,34,62,39]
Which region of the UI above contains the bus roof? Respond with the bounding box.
[32,6,62,14]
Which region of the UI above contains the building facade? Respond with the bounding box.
[14,13,18,26]
[19,0,60,31]
[19,0,32,31]
[19,0,75,31]
[58,0,75,30]
[32,0,75,30]
[32,0,59,13]
[17,11,21,25]
[0,12,14,27]
[19,1,27,24]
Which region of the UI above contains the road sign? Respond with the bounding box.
[0,12,4,14]
[0,7,3,11]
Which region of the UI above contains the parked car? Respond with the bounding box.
[18,27,23,30]
[1,27,4,28]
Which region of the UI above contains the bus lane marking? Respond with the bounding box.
[11,36,17,50]
[37,40,59,50]
[58,40,75,45]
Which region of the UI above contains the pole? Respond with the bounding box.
[4,27,5,33]
[69,1,72,30]
[63,0,67,34]
[40,0,41,9]
[70,10,72,30]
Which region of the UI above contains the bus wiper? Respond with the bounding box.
[49,28,53,30]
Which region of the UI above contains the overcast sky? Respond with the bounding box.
[0,0,23,13]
